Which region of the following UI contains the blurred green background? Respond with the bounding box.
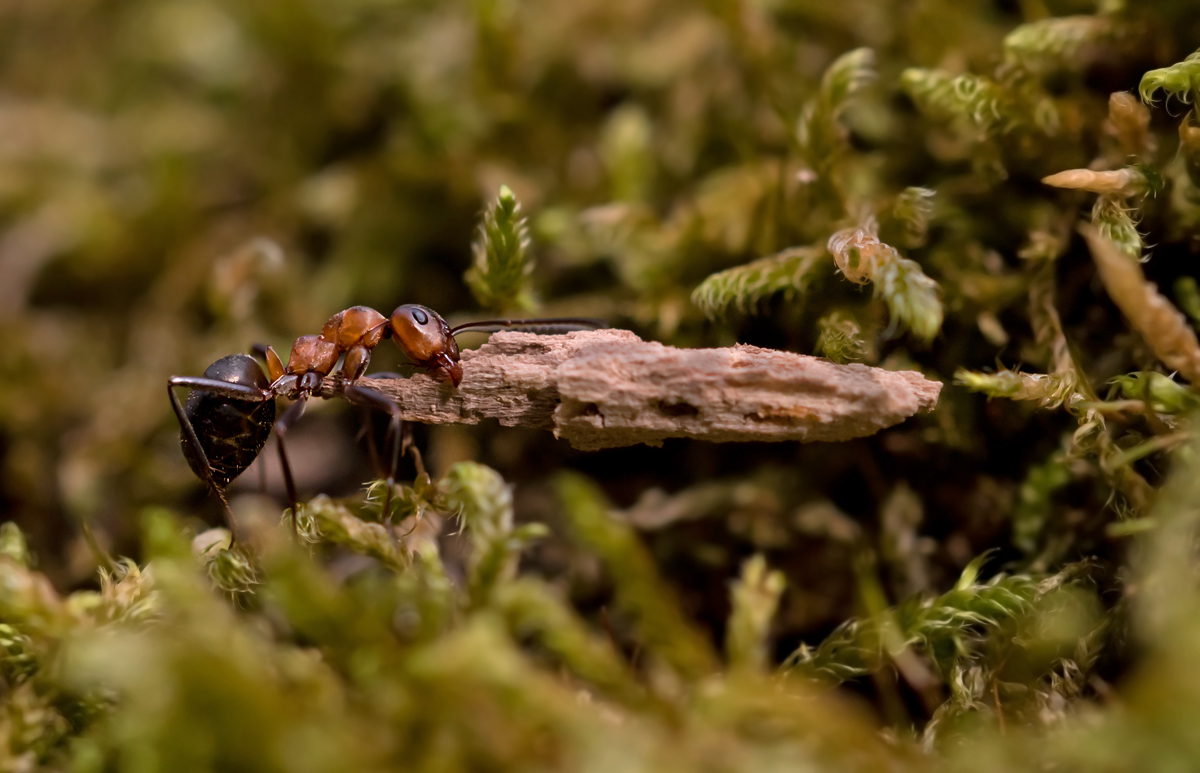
[4,0,1200,769]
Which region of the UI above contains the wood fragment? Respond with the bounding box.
[321,329,942,450]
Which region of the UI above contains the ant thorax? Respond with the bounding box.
[321,306,388,351]
[286,335,338,376]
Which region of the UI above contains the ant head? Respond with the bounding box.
[389,304,460,366]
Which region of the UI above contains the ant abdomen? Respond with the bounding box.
[179,354,275,489]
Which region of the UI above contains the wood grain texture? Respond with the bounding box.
[320,329,942,450]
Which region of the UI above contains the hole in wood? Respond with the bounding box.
[657,399,700,418]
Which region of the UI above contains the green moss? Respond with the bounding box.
[5,1,1200,769]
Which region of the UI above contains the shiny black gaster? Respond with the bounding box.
[180,354,275,487]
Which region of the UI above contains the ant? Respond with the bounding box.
[169,304,602,538]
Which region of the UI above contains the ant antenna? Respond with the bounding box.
[449,317,606,335]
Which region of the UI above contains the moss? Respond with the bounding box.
[4,1,1200,770]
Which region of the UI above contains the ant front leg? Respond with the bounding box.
[353,377,425,481]
[340,344,372,382]
[344,381,426,525]
[349,371,402,490]
[431,353,463,387]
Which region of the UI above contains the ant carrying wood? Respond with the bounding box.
[168,304,602,537]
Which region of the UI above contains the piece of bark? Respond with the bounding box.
[321,329,942,450]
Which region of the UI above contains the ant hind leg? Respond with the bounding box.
[168,379,240,540]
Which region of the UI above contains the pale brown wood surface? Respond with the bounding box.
[320,329,942,450]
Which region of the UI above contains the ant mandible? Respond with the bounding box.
[168,304,602,536]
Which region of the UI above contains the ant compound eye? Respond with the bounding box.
[411,308,429,325]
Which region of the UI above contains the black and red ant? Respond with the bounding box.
[169,304,602,535]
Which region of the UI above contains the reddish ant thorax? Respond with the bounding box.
[320,305,389,381]
[320,306,388,351]
[270,306,391,386]
[286,335,339,376]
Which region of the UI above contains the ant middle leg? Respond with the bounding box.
[272,395,309,535]
[358,404,385,481]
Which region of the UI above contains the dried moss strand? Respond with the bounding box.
[1082,225,1200,382]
